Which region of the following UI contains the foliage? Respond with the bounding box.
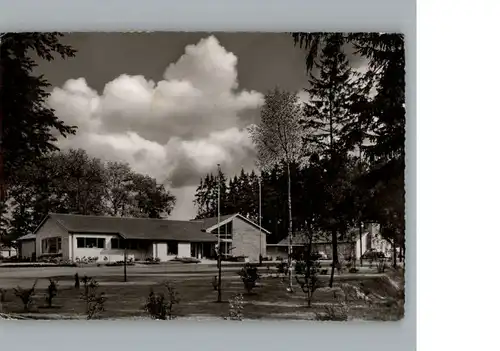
[225,293,244,321]
[295,251,323,307]
[376,259,387,273]
[249,88,305,170]
[13,280,37,312]
[74,273,80,289]
[145,281,180,320]
[145,289,168,320]
[211,275,219,291]
[0,33,76,191]
[295,261,306,275]
[80,276,106,320]
[194,168,228,219]
[276,261,288,276]
[2,149,176,241]
[292,32,406,267]
[0,288,6,302]
[45,278,58,307]
[315,302,349,321]
[238,264,260,294]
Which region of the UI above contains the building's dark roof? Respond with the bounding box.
[194,213,271,234]
[196,214,237,230]
[17,233,36,241]
[38,213,217,242]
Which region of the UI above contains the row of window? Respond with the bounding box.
[76,237,105,249]
[76,238,146,250]
[75,237,179,254]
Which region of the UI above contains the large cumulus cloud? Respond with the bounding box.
[48,36,264,219]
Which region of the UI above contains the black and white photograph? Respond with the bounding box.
[0,32,405,321]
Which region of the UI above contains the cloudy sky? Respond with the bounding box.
[37,32,363,220]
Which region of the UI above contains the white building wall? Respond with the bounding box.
[71,234,116,261]
[155,242,169,261]
[178,242,191,257]
[70,234,151,263]
[354,232,370,259]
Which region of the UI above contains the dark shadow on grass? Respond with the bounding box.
[38,305,62,310]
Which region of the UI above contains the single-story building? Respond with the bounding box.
[0,242,17,259]
[19,212,269,263]
[16,233,36,260]
[266,223,392,261]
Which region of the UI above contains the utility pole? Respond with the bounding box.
[0,34,8,205]
[216,164,222,303]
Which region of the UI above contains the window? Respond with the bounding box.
[111,238,130,250]
[42,237,62,254]
[217,221,233,239]
[167,241,178,255]
[97,238,105,248]
[223,242,232,256]
[111,238,121,249]
[85,238,97,248]
[77,237,105,249]
[77,238,85,248]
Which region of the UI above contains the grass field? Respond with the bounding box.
[0,264,404,321]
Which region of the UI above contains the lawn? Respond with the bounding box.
[0,267,404,321]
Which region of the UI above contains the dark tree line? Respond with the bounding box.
[193,158,356,246]
[2,148,176,242]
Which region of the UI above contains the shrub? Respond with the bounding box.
[0,288,6,302]
[225,293,244,321]
[348,267,359,274]
[145,289,167,320]
[315,303,349,321]
[211,275,219,291]
[46,278,58,308]
[145,281,180,320]
[294,261,306,275]
[295,252,323,307]
[320,269,328,275]
[13,280,37,312]
[276,261,288,276]
[238,264,260,294]
[80,276,106,320]
[74,273,80,288]
[376,259,387,273]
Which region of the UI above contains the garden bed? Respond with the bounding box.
[0,273,404,321]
